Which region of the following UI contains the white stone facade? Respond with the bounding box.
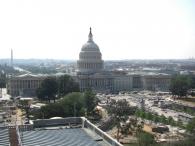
[77,28,171,93]
[7,74,46,97]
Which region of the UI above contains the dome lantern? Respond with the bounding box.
[88,27,93,42]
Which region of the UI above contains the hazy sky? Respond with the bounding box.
[0,0,195,60]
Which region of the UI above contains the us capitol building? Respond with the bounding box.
[76,28,171,93]
[7,28,171,97]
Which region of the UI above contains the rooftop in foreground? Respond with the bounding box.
[20,127,108,146]
[1,117,123,146]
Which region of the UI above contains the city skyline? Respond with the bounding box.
[0,0,195,60]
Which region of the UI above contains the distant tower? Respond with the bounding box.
[11,49,13,68]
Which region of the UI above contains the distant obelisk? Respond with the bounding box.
[11,49,13,68]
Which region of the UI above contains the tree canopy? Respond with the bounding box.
[58,75,79,97]
[107,99,135,141]
[33,91,98,119]
[39,92,85,119]
[0,64,18,74]
[36,77,58,102]
[186,117,195,134]
[36,75,79,102]
[189,75,195,89]
[83,89,98,115]
[137,132,156,146]
[18,99,32,123]
[170,75,192,97]
[0,72,6,88]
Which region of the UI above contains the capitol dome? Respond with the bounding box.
[77,28,104,74]
[81,34,100,52]
[81,41,100,52]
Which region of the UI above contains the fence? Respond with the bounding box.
[83,118,123,146]
[33,117,83,128]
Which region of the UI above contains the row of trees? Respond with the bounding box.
[131,136,195,146]
[106,100,191,145]
[36,75,79,102]
[37,74,195,102]
[18,65,58,74]
[32,90,98,119]
[135,109,183,128]
[108,100,195,146]
[106,99,195,145]
[135,109,195,134]
[168,104,195,116]
[0,64,18,74]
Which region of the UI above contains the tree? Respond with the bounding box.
[121,117,144,136]
[0,72,6,88]
[36,87,45,101]
[167,116,175,126]
[176,119,183,128]
[58,75,79,97]
[189,75,195,89]
[40,103,64,119]
[34,91,100,119]
[137,132,156,146]
[107,99,134,141]
[170,75,192,98]
[135,109,141,117]
[19,99,32,123]
[139,110,146,119]
[145,112,153,121]
[83,89,98,116]
[36,77,58,102]
[35,92,85,119]
[0,72,6,97]
[60,92,85,117]
[153,113,160,123]
[186,117,195,134]
[159,114,167,124]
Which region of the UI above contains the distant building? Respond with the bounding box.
[113,75,132,92]
[142,73,171,91]
[77,27,114,92]
[7,28,172,97]
[7,74,46,97]
[76,28,171,93]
